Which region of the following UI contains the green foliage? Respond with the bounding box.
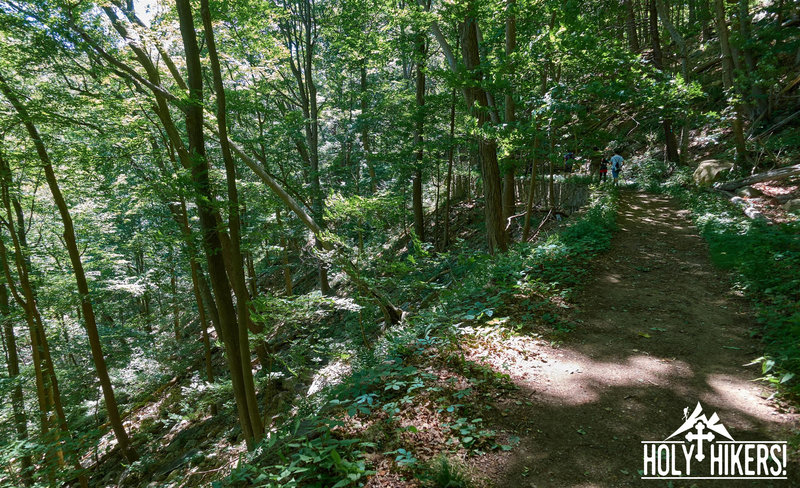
[220,424,375,487]
[423,456,472,488]
[627,158,674,192]
[434,190,618,332]
[442,417,494,451]
[2,0,796,483]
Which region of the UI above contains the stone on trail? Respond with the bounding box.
[693,160,733,187]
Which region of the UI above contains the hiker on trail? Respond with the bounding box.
[599,156,609,182]
[564,150,575,173]
[610,150,624,186]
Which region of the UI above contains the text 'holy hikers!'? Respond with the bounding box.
[641,403,787,480]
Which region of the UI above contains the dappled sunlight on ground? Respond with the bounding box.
[465,192,799,488]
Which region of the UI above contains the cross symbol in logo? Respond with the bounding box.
[685,422,715,461]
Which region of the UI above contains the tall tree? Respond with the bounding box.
[359,63,378,193]
[625,0,640,52]
[649,0,680,163]
[276,0,331,294]
[174,0,263,448]
[502,0,517,226]
[460,15,508,254]
[200,0,264,440]
[655,0,691,161]
[0,73,138,463]
[713,0,748,163]
[0,266,32,486]
[412,30,426,241]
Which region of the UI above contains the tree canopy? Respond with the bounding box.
[0,0,798,485]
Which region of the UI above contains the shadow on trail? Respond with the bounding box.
[471,192,798,488]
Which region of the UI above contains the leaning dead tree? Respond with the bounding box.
[714,163,800,191]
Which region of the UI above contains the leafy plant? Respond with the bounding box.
[424,456,472,488]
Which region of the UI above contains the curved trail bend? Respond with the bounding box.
[474,192,798,487]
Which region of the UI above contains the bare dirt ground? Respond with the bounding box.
[469,191,799,488]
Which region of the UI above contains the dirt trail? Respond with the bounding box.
[473,192,799,487]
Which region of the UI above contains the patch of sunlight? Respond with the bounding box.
[532,353,694,405]
[307,358,352,396]
[703,374,787,425]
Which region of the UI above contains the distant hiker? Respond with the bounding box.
[599,156,609,182]
[564,150,575,173]
[610,150,624,186]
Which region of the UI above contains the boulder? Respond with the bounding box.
[693,160,734,187]
[783,198,800,212]
[736,186,763,198]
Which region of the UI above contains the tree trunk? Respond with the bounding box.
[246,252,257,298]
[502,0,517,228]
[412,32,426,242]
[0,280,33,486]
[174,201,217,413]
[0,73,137,464]
[737,0,767,117]
[548,129,556,209]
[650,0,680,163]
[649,0,663,69]
[663,119,680,162]
[522,134,541,241]
[277,209,293,296]
[461,15,508,254]
[306,16,330,295]
[167,198,217,412]
[699,0,713,41]
[176,0,261,449]
[655,0,691,162]
[171,263,181,341]
[443,87,457,250]
[200,0,264,443]
[714,0,748,163]
[714,163,800,190]
[360,64,377,193]
[625,0,641,51]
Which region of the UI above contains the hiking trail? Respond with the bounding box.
[471,191,799,487]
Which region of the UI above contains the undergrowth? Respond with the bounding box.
[638,160,800,394]
[217,189,619,487]
[420,190,619,334]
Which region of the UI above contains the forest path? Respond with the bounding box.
[471,191,799,487]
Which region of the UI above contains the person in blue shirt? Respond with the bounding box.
[610,150,624,186]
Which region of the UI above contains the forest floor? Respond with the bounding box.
[465,191,800,487]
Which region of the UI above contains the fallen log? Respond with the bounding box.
[714,163,800,191]
[751,109,800,140]
[692,57,721,74]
